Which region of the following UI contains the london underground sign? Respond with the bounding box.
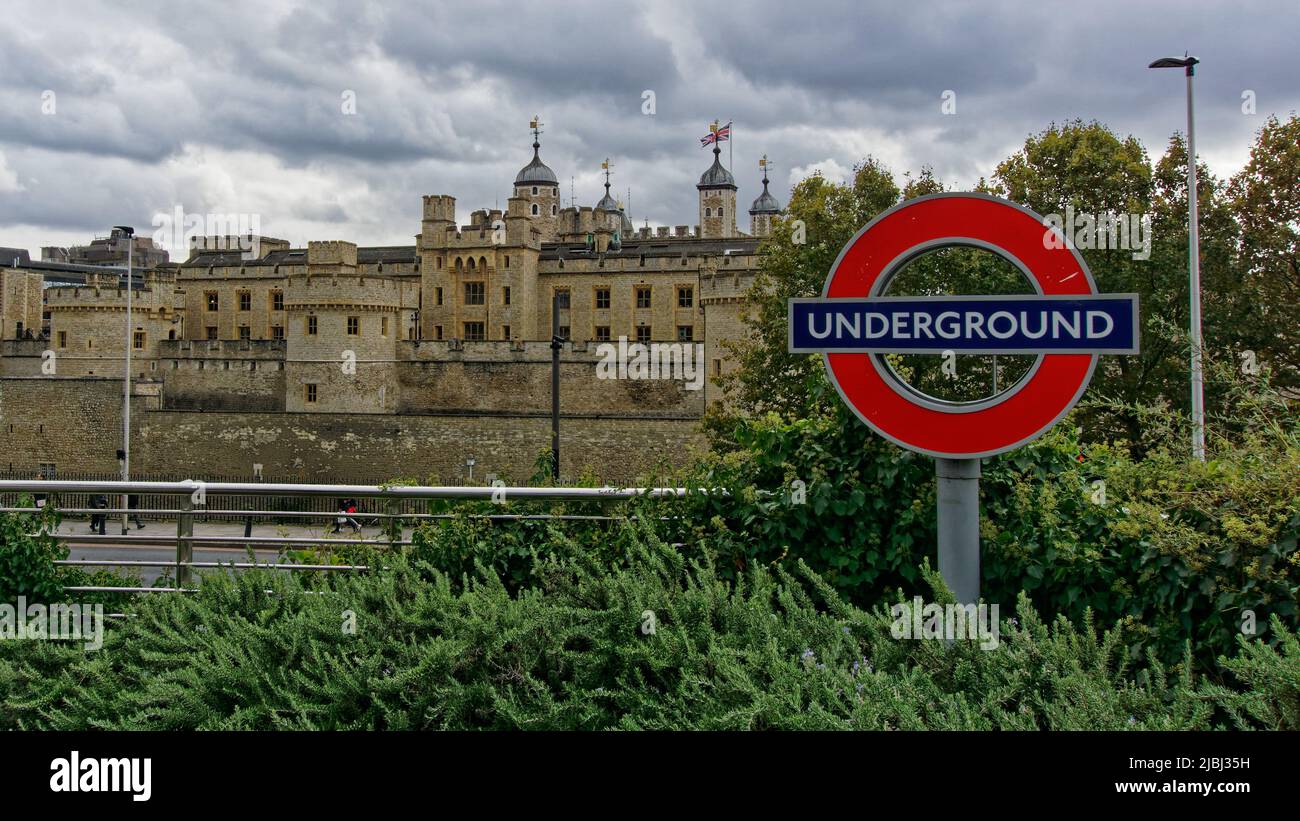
[789,193,1139,603]
[788,193,1139,460]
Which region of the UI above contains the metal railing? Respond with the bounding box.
[0,479,689,591]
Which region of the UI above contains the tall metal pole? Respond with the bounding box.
[935,458,980,604]
[1185,64,1205,461]
[550,291,561,480]
[121,230,134,534]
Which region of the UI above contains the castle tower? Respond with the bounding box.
[748,155,782,238]
[285,241,399,413]
[595,158,623,238]
[697,136,737,239]
[512,117,560,241]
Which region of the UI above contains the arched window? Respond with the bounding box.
[479,256,487,270]
[467,257,476,270]
[718,206,724,217]
[532,186,539,195]
[551,204,557,215]
[531,204,539,215]
[705,207,712,217]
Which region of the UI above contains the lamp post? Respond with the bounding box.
[1149,54,1205,461]
[115,226,135,533]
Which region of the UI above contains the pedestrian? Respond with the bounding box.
[89,493,108,535]
[344,498,361,533]
[329,499,348,534]
[32,472,47,513]
[127,493,145,530]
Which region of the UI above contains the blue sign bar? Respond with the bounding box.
[788,294,1140,354]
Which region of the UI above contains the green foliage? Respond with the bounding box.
[0,499,67,603]
[6,525,1294,731]
[683,365,1300,674]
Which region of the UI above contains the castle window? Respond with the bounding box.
[554,288,570,309]
[271,290,284,311]
[271,325,284,340]
[206,291,219,311]
[436,257,443,269]
[57,331,66,348]
[467,257,476,270]
[435,325,443,340]
[532,186,539,196]
[305,384,318,404]
[502,286,511,305]
[238,290,251,311]
[636,325,652,343]
[595,326,611,342]
[714,359,722,377]
[464,282,485,305]
[463,322,485,341]
[677,325,694,342]
[347,316,360,336]
[455,257,463,272]
[504,256,510,269]
[558,325,569,340]
[551,205,557,215]
[718,206,724,217]
[381,316,389,336]
[306,315,317,336]
[502,324,511,339]
[531,204,539,216]
[635,286,651,309]
[677,286,694,308]
[239,326,251,341]
[206,327,217,340]
[134,331,146,349]
[705,208,711,217]
[595,287,610,309]
[436,287,444,306]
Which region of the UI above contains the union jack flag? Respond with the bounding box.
[700,121,732,147]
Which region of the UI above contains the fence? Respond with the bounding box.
[0,468,595,524]
[0,479,689,592]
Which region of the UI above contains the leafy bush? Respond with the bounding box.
[7,524,1294,730]
[663,365,1300,674]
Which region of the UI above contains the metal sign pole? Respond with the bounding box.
[935,457,980,604]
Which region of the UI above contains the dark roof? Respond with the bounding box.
[1,247,31,264]
[697,149,736,189]
[180,246,418,268]
[538,236,760,261]
[749,178,781,214]
[515,142,559,186]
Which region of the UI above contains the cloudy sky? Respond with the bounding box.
[1,0,1295,257]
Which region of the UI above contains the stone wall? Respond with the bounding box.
[0,376,704,483]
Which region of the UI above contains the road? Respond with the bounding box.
[51,518,414,587]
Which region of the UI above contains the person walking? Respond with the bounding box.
[89,494,108,535]
[127,493,145,530]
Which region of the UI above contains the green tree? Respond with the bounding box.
[718,159,901,419]
[1227,113,1300,390]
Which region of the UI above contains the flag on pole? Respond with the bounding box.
[699,121,732,147]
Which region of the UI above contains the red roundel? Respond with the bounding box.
[822,193,1098,459]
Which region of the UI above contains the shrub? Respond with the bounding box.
[2,523,1296,731]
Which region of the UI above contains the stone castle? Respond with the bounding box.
[0,126,783,482]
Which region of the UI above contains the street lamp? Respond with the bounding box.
[114,225,134,533]
[1149,54,1205,461]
